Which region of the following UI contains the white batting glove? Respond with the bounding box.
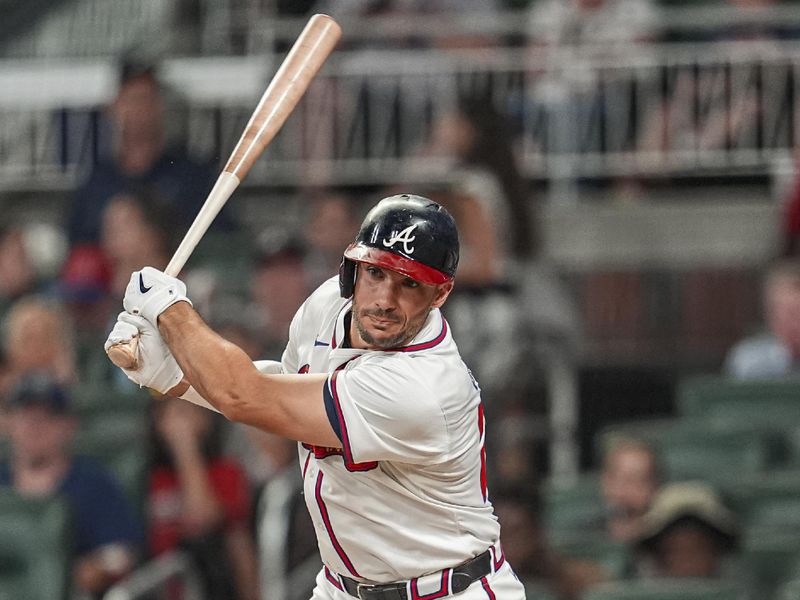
[105,312,184,394]
[123,266,192,326]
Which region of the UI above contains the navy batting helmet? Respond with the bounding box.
[339,194,459,298]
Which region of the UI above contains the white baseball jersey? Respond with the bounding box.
[281,277,502,584]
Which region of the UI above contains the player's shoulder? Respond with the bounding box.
[354,342,476,404]
[306,276,344,306]
[294,276,347,326]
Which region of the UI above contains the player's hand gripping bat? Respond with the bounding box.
[106,13,341,370]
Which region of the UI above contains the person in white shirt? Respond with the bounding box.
[725,260,800,379]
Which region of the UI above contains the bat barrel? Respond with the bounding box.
[223,14,342,180]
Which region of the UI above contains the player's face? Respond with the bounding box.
[351,263,453,350]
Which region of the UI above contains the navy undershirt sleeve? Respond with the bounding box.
[322,379,344,443]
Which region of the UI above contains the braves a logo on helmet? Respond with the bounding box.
[382,224,417,254]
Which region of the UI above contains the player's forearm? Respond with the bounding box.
[158,303,266,418]
[157,303,338,447]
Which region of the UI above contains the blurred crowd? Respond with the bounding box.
[3,1,800,599]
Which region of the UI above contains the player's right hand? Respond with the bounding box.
[123,266,192,326]
[105,312,184,394]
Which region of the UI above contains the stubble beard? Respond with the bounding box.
[352,303,431,350]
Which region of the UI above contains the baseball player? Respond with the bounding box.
[106,194,525,599]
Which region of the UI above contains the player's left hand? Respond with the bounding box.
[123,266,192,325]
[105,312,184,394]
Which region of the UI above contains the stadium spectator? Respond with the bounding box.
[1,296,76,393]
[56,244,113,335]
[724,260,800,379]
[147,396,259,600]
[600,436,663,543]
[100,190,176,296]
[780,171,800,257]
[254,430,319,600]
[418,94,537,266]
[68,60,223,245]
[246,230,311,359]
[525,0,660,162]
[632,482,740,580]
[488,410,546,488]
[408,94,540,407]
[0,373,142,597]
[527,0,659,49]
[215,320,293,492]
[302,191,361,289]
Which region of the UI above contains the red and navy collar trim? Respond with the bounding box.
[389,316,448,353]
[335,308,448,354]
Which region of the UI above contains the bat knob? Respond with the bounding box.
[106,337,140,370]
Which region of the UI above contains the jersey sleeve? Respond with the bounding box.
[322,359,449,464]
[281,300,308,374]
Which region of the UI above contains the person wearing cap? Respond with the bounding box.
[632,482,740,580]
[0,372,143,597]
[106,194,525,599]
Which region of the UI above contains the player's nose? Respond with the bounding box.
[373,278,399,309]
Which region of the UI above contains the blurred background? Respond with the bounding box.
[3,0,800,599]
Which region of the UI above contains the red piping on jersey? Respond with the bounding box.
[480,577,496,600]
[478,405,488,503]
[392,317,448,353]
[325,566,344,590]
[329,370,354,463]
[410,568,451,600]
[315,471,362,578]
[302,450,312,478]
[329,370,379,471]
[336,307,447,354]
[490,545,505,571]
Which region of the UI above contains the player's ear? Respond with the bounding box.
[430,281,454,308]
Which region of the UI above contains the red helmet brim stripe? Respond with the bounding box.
[343,244,452,285]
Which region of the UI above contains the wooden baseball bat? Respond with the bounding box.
[106,13,341,370]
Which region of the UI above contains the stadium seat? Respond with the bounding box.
[740,529,800,598]
[583,579,746,600]
[597,417,787,482]
[719,469,800,530]
[522,582,560,600]
[548,532,631,579]
[185,230,255,297]
[541,473,605,535]
[676,376,800,426]
[778,578,800,600]
[0,489,72,600]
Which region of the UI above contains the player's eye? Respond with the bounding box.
[365,265,382,278]
[403,277,419,288]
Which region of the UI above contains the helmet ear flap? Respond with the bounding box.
[339,257,356,298]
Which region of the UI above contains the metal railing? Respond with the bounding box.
[1,41,799,192]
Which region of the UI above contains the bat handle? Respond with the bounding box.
[165,172,240,277]
[106,335,140,370]
[105,173,240,370]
